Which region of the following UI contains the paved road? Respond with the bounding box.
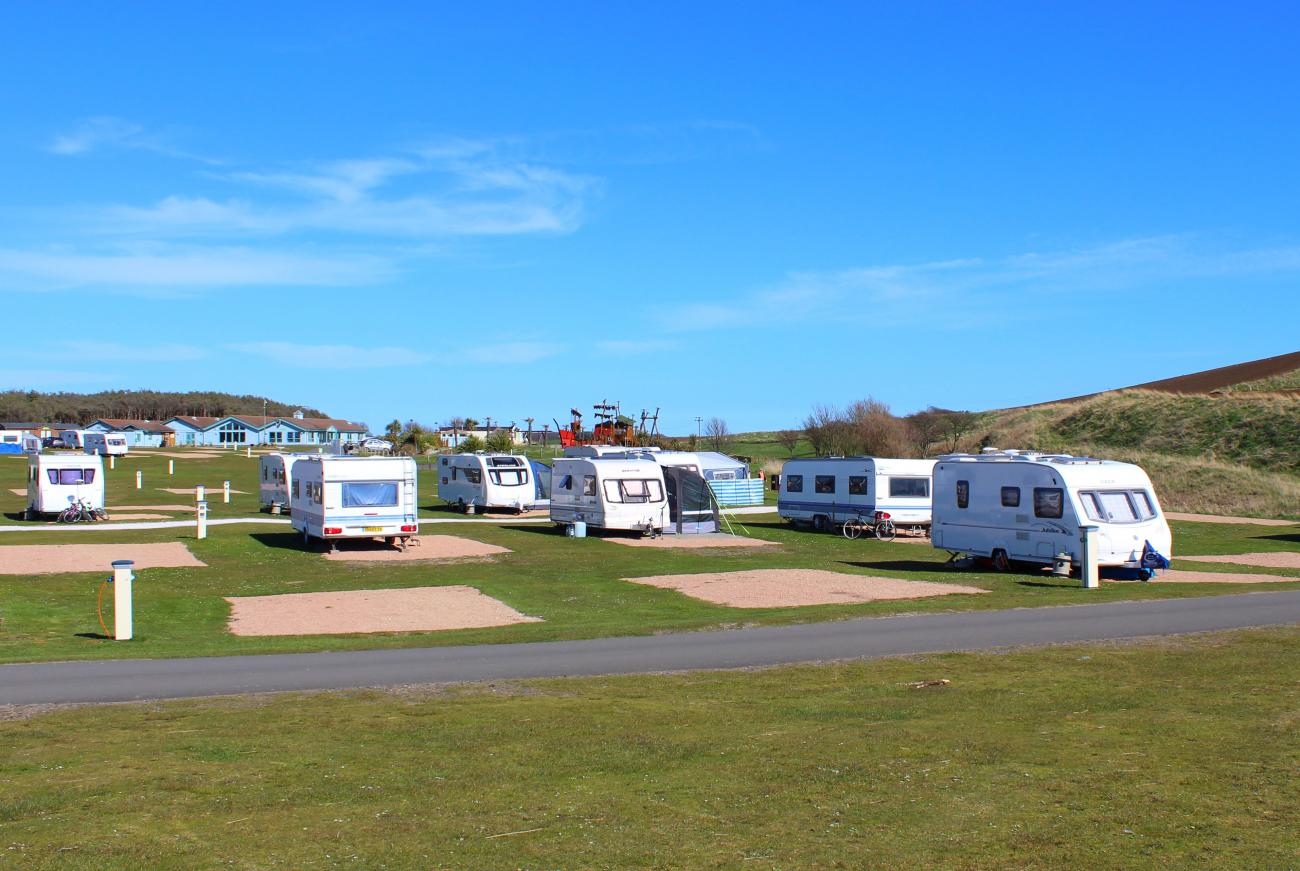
[3,590,1298,706]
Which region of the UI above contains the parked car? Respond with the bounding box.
[360,438,393,453]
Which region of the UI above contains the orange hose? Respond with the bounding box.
[97,580,111,638]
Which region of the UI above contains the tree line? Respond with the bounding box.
[0,390,329,426]
[775,399,978,458]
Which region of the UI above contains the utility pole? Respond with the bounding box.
[695,416,702,437]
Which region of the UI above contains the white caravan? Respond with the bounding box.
[83,432,129,456]
[778,457,936,532]
[562,445,653,459]
[290,455,419,551]
[437,453,543,513]
[59,429,89,449]
[0,430,25,455]
[550,457,668,534]
[26,453,105,518]
[259,452,311,512]
[930,451,1173,572]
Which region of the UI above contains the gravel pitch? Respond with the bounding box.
[1165,512,1294,527]
[603,534,776,549]
[1153,568,1300,584]
[225,585,541,636]
[1179,552,1300,570]
[0,542,207,575]
[625,568,986,607]
[321,535,510,562]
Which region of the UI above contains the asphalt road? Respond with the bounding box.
[3,590,1298,706]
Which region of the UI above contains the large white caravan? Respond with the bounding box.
[930,451,1173,572]
[27,453,105,518]
[437,453,545,513]
[290,455,419,551]
[259,452,312,512]
[778,457,936,532]
[550,457,668,534]
[83,432,129,456]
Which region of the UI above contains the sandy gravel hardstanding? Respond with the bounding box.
[625,568,986,607]
[111,504,201,512]
[103,513,174,521]
[1178,552,1300,570]
[8,488,25,497]
[1151,568,1300,584]
[225,585,541,636]
[157,487,249,496]
[1165,512,1295,527]
[0,542,206,575]
[322,535,510,562]
[603,534,775,549]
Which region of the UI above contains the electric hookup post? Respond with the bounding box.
[110,560,134,641]
[1079,525,1100,589]
[196,500,209,540]
[135,470,142,489]
[223,480,231,503]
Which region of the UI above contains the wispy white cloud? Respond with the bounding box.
[665,236,1300,332]
[61,341,208,362]
[229,342,433,368]
[0,368,122,388]
[0,246,395,292]
[48,117,145,155]
[463,342,564,364]
[101,140,600,239]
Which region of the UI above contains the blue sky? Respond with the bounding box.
[4,3,1298,434]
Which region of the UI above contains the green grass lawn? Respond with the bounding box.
[1,450,1298,665]
[2,627,1296,869]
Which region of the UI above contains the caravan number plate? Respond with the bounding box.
[364,526,383,533]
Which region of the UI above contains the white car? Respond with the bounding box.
[360,438,393,453]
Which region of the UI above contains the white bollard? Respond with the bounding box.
[135,470,142,490]
[168,459,174,476]
[196,484,205,503]
[196,500,208,539]
[109,455,116,470]
[223,480,231,503]
[1079,525,1100,589]
[111,559,134,641]
[246,445,252,458]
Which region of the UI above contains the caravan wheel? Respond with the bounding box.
[990,549,1011,572]
[812,515,830,533]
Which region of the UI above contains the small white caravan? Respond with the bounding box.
[550,457,668,534]
[778,457,936,532]
[27,453,105,518]
[0,431,25,455]
[83,432,129,456]
[290,455,419,551]
[59,429,88,449]
[930,451,1173,572]
[437,453,544,513]
[259,452,311,512]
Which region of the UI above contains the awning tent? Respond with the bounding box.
[663,465,720,534]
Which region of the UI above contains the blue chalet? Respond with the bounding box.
[164,410,367,447]
[86,419,176,448]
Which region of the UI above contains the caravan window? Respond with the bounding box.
[489,469,528,486]
[603,479,664,504]
[1134,491,1157,519]
[1034,487,1064,519]
[889,477,930,498]
[488,457,523,467]
[848,476,868,495]
[1079,492,1103,522]
[956,480,969,509]
[582,475,597,496]
[342,481,398,508]
[1080,489,1155,524]
[814,475,836,494]
[785,474,803,493]
[557,474,573,490]
[48,468,96,485]
[1001,487,1020,507]
[463,468,482,485]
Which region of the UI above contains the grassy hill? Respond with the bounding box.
[735,353,1300,519]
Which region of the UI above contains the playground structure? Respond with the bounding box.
[554,401,660,449]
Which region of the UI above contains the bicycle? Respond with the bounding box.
[841,510,897,542]
[57,498,105,523]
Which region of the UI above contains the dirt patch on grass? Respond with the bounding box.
[225,585,541,636]
[1179,552,1300,570]
[104,513,175,521]
[625,568,986,607]
[1151,568,1300,584]
[603,533,776,549]
[9,488,26,497]
[157,487,249,496]
[117,504,201,512]
[0,542,206,575]
[322,535,510,562]
[1166,512,1294,527]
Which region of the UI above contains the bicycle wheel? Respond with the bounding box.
[842,518,864,540]
[874,519,897,542]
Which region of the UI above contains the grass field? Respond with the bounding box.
[1,450,1298,665]
[2,626,1296,869]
